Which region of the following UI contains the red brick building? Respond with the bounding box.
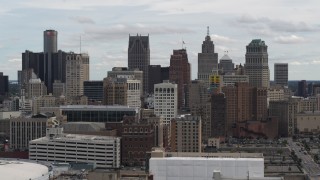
[169,49,190,110]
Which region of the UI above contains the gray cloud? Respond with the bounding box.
[83,23,194,42]
[274,35,307,44]
[237,14,317,33]
[70,16,95,24]
[211,34,236,44]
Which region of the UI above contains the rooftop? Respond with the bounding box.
[0,159,49,180]
[220,54,232,60]
[248,39,266,46]
[31,133,120,143]
[60,105,139,111]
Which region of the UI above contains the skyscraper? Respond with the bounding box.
[128,35,150,94]
[274,63,288,86]
[297,80,307,98]
[169,49,191,110]
[189,80,211,142]
[22,30,68,94]
[84,81,104,104]
[198,27,218,86]
[218,54,234,75]
[65,53,89,100]
[0,72,9,102]
[154,81,178,125]
[148,65,169,94]
[210,93,226,138]
[245,39,270,88]
[44,30,58,53]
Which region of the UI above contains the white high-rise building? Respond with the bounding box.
[154,81,178,125]
[65,53,89,100]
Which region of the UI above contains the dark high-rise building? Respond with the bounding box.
[169,49,191,110]
[22,30,76,94]
[128,35,150,94]
[84,81,104,104]
[269,101,289,137]
[22,50,68,93]
[0,72,9,98]
[274,63,288,86]
[189,80,211,142]
[198,27,218,86]
[297,80,307,98]
[221,82,268,136]
[44,30,58,53]
[252,87,268,121]
[218,54,234,75]
[210,93,226,138]
[245,39,269,88]
[148,65,169,94]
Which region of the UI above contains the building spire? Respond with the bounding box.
[207,26,210,36]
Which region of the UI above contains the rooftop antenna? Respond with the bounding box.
[181,37,185,49]
[207,26,210,36]
[80,35,82,54]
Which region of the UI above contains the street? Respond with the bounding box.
[287,138,320,179]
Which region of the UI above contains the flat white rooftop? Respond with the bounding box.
[0,159,49,180]
[150,157,266,180]
[31,133,119,143]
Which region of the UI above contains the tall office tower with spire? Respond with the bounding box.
[128,35,150,95]
[245,39,270,88]
[169,49,191,110]
[198,27,218,86]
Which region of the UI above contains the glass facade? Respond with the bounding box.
[62,110,136,122]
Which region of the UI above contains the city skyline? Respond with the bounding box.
[1,0,320,80]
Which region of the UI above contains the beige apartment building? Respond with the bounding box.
[28,78,47,98]
[171,115,201,153]
[296,111,320,134]
[65,53,89,100]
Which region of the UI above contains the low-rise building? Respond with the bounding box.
[29,126,121,169]
[149,148,282,180]
[171,115,201,152]
[296,111,320,134]
[10,114,49,150]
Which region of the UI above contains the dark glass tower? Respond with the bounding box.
[22,30,70,94]
[128,35,150,95]
[44,30,58,53]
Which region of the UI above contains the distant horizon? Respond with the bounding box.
[8,79,320,82]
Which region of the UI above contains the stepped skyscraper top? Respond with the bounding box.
[128,34,150,94]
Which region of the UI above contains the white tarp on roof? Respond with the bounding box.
[150,157,264,180]
[0,160,49,180]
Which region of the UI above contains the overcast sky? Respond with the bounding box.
[0,0,320,80]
